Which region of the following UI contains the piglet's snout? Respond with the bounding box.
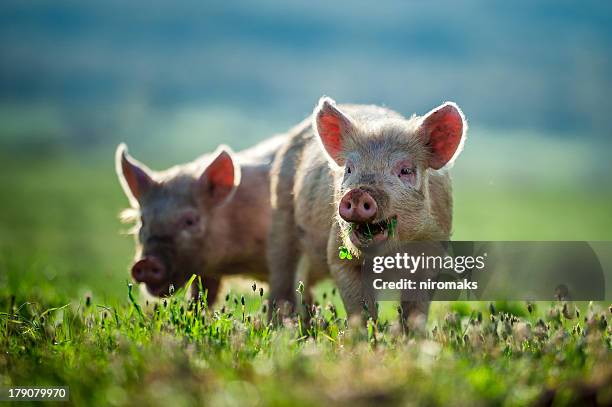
[339,188,378,223]
[131,256,166,284]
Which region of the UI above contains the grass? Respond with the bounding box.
[0,150,611,406]
[1,281,611,406]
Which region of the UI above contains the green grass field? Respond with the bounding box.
[1,151,611,406]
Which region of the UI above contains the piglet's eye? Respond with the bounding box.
[180,213,200,229]
[396,161,417,187]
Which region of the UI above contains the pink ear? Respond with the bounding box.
[199,146,241,206]
[115,143,155,207]
[313,97,354,165]
[419,102,466,170]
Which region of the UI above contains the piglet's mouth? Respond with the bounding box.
[349,216,397,247]
[143,281,173,297]
[148,284,168,297]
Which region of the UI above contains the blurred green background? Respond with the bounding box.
[0,1,611,305]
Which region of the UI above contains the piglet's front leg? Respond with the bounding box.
[327,224,377,322]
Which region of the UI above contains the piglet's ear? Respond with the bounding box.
[198,145,241,207]
[313,96,356,166]
[115,143,156,208]
[418,102,467,170]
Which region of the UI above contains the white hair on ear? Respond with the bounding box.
[419,101,468,170]
[114,143,156,208]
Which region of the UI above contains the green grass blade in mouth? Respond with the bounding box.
[365,223,373,240]
[388,217,398,237]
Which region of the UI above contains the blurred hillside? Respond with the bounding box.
[0,1,611,162]
[0,2,611,192]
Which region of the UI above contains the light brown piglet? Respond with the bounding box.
[268,97,467,321]
[116,136,284,302]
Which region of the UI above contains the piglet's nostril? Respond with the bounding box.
[132,265,145,281]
